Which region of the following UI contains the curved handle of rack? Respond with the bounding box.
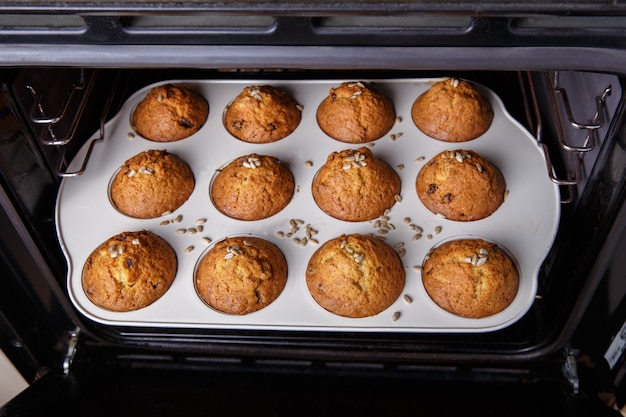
[56,74,117,177]
[27,69,86,125]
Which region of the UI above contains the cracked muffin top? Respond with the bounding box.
[422,238,518,318]
[223,85,302,144]
[131,84,208,142]
[83,230,177,312]
[316,81,396,144]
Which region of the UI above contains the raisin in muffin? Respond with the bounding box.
[195,236,288,315]
[411,78,493,142]
[422,238,519,318]
[223,85,302,143]
[416,149,505,221]
[211,154,295,221]
[312,147,401,222]
[131,84,209,142]
[306,234,405,318]
[83,230,177,312]
[110,149,195,219]
[316,81,396,143]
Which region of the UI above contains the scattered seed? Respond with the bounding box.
[394,195,402,203]
[161,210,172,217]
[412,233,423,241]
[293,237,301,245]
[196,218,206,225]
[187,228,197,235]
[127,132,135,140]
[415,156,425,162]
[174,214,182,223]
[436,213,447,219]
[396,164,405,171]
[389,134,396,141]
[395,116,402,123]
[276,231,285,238]
[201,237,212,245]
[426,234,433,240]
[413,265,423,272]
[196,225,204,233]
[434,226,442,234]
[398,248,407,258]
[403,294,413,304]
[393,242,405,249]
[403,217,411,224]
[309,238,319,245]
[304,160,313,168]
[396,132,404,139]
[176,228,186,234]
[185,245,194,253]
[392,311,401,321]
[299,237,308,247]
[159,220,170,226]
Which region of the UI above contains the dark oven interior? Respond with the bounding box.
[1,3,626,415]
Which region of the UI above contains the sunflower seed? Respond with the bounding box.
[412,233,422,241]
[201,237,212,245]
[392,311,401,321]
[476,256,488,266]
[403,294,413,304]
[127,132,135,140]
[434,226,442,234]
[127,169,136,177]
[451,78,460,88]
[176,229,186,234]
[304,160,313,168]
[196,218,206,225]
[131,239,140,245]
[185,246,194,253]
[159,220,171,226]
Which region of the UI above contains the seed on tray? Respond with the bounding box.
[201,237,212,245]
[413,265,423,272]
[127,132,135,140]
[304,160,313,168]
[412,233,422,241]
[403,217,411,224]
[159,220,171,226]
[434,226,442,234]
[415,156,425,162]
[392,311,401,321]
[403,294,413,304]
[196,218,206,225]
[176,229,186,234]
[174,214,183,223]
[185,246,194,253]
[276,231,285,238]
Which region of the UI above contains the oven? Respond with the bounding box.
[1,2,626,416]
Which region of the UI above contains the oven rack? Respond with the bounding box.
[24,70,612,202]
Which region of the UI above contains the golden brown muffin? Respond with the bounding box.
[195,236,288,315]
[422,238,519,318]
[306,234,405,318]
[223,85,302,143]
[83,230,177,312]
[312,147,401,222]
[411,78,493,142]
[131,84,209,142]
[316,81,396,143]
[416,150,505,221]
[110,149,195,219]
[211,154,295,221]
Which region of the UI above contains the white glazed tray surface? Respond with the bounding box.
[56,78,560,333]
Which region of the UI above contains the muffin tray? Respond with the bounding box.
[56,78,560,333]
